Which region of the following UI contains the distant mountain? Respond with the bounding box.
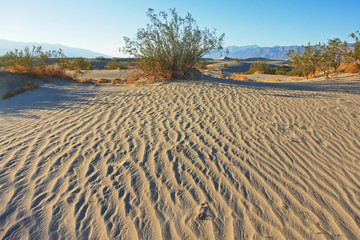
[0,39,112,58]
[206,45,301,60]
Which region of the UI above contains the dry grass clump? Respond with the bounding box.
[264,78,280,82]
[2,91,15,99]
[231,75,249,81]
[344,64,359,73]
[44,68,68,78]
[254,70,265,74]
[111,78,120,84]
[26,81,39,91]
[290,76,302,80]
[76,78,95,83]
[125,73,143,84]
[6,65,68,81]
[218,69,225,78]
[97,78,109,84]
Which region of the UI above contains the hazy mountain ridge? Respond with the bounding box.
[0,39,301,60]
[0,39,111,58]
[207,45,301,60]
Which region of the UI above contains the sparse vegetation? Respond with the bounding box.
[105,60,127,70]
[348,31,360,69]
[68,57,93,70]
[287,32,359,78]
[123,8,224,80]
[95,56,111,61]
[0,46,69,80]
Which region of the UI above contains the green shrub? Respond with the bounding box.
[222,63,228,68]
[105,60,127,70]
[122,8,224,79]
[69,58,93,70]
[95,56,111,61]
[348,31,360,69]
[286,68,304,76]
[0,46,67,70]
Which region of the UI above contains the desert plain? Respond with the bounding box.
[0,63,360,239]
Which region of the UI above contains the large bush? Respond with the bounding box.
[348,31,360,69]
[287,34,357,78]
[122,8,225,79]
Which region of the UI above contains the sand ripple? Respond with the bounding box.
[0,79,360,239]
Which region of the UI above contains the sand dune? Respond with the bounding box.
[0,75,360,239]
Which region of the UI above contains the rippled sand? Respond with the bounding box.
[1,75,360,239]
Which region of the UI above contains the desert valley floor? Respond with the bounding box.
[0,75,360,239]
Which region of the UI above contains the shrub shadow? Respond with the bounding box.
[199,74,360,96]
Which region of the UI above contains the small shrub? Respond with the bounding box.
[287,68,304,76]
[69,58,93,70]
[233,58,240,62]
[274,68,289,75]
[105,60,126,70]
[222,63,228,68]
[2,91,15,99]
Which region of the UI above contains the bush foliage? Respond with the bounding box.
[0,46,67,70]
[123,8,224,79]
[105,60,127,70]
[68,58,93,70]
[287,32,359,78]
[242,61,299,76]
[0,46,69,80]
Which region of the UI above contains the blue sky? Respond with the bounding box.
[1,0,359,57]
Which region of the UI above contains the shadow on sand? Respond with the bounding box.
[0,80,96,116]
[199,74,360,96]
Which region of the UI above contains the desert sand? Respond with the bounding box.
[0,72,360,239]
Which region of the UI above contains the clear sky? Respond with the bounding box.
[1,0,359,57]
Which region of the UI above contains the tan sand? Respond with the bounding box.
[0,73,360,239]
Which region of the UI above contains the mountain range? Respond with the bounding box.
[1,39,300,60]
[206,45,301,60]
[0,39,111,58]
